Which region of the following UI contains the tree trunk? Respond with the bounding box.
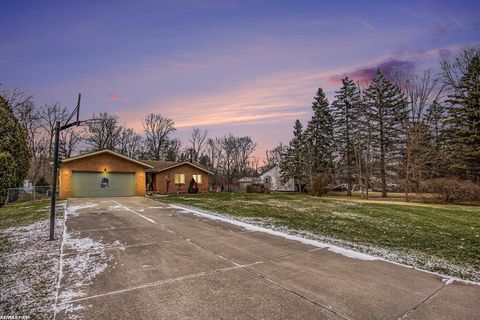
[346,116,352,197]
[380,120,387,198]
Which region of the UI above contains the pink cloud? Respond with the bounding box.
[329,59,416,85]
[108,93,119,101]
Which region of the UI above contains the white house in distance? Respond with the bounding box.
[260,166,296,192]
[239,165,296,192]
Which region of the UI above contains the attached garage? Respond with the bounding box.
[59,149,153,199]
[71,172,136,197]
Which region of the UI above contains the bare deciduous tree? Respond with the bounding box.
[264,143,286,169]
[234,136,257,176]
[441,48,480,95]
[205,138,223,187]
[217,134,256,191]
[117,127,142,158]
[142,113,176,160]
[398,69,447,197]
[40,102,67,158]
[83,112,122,151]
[219,134,237,191]
[60,128,81,159]
[188,127,209,162]
[165,138,182,162]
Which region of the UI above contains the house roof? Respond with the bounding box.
[259,165,279,178]
[143,160,213,175]
[61,149,153,168]
[238,177,261,183]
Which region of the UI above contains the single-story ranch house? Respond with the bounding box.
[142,160,212,194]
[59,149,211,198]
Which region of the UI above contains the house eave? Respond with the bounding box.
[61,149,153,169]
[146,162,213,175]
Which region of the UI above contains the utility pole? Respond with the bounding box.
[49,94,81,240]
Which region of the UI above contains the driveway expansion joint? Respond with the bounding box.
[397,284,448,319]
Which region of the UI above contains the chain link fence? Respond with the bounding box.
[4,186,53,205]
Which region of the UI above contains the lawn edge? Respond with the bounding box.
[167,202,480,286]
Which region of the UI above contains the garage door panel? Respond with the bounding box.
[72,172,136,197]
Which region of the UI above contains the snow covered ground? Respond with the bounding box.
[0,202,114,320]
[0,218,63,318]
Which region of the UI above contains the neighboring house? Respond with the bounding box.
[59,149,152,198]
[142,160,212,194]
[23,180,33,192]
[260,165,296,192]
[239,166,296,192]
[238,177,262,192]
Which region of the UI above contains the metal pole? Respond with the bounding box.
[49,121,61,240]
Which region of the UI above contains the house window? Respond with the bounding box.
[174,174,185,185]
[192,174,203,184]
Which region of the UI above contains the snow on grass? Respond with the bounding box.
[0,218,63,318]
[168,204,375,261]
[169,204,479,284]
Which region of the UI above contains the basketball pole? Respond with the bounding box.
[49,93,81,241]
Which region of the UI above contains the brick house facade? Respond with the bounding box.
[59,150,152,198]
[58,150,211,198]
[143,161,212,194]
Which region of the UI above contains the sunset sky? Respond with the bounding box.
[1,0,479,158]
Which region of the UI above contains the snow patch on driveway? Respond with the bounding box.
[54,202,116,319]
[66,203,97,217]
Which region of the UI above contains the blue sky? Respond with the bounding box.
[1,0,479,157]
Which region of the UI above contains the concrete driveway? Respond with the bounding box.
[55,197,479,320]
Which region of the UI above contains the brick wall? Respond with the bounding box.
[59,153,147,198]
[154,164,209,194]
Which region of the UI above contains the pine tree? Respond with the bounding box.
[0,152,16,205]
[280,119,305,191]
[423,100,447,179]
[331,77,361,196]
[0,95,31,193]
[446,54,480,182]
[304,88,335,174]
[364,70,408,197]
[425,100,446,147]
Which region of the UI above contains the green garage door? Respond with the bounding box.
[71,172,136,197]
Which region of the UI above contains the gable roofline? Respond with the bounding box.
[61,149,153,168]
[259,164,279,177]
[147,161,213,175]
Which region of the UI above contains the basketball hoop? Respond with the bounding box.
[50,93,100,240]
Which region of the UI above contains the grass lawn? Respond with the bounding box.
[158,193,480,281]
[0,200,54,229]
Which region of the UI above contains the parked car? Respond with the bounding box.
[331,183,349,191]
